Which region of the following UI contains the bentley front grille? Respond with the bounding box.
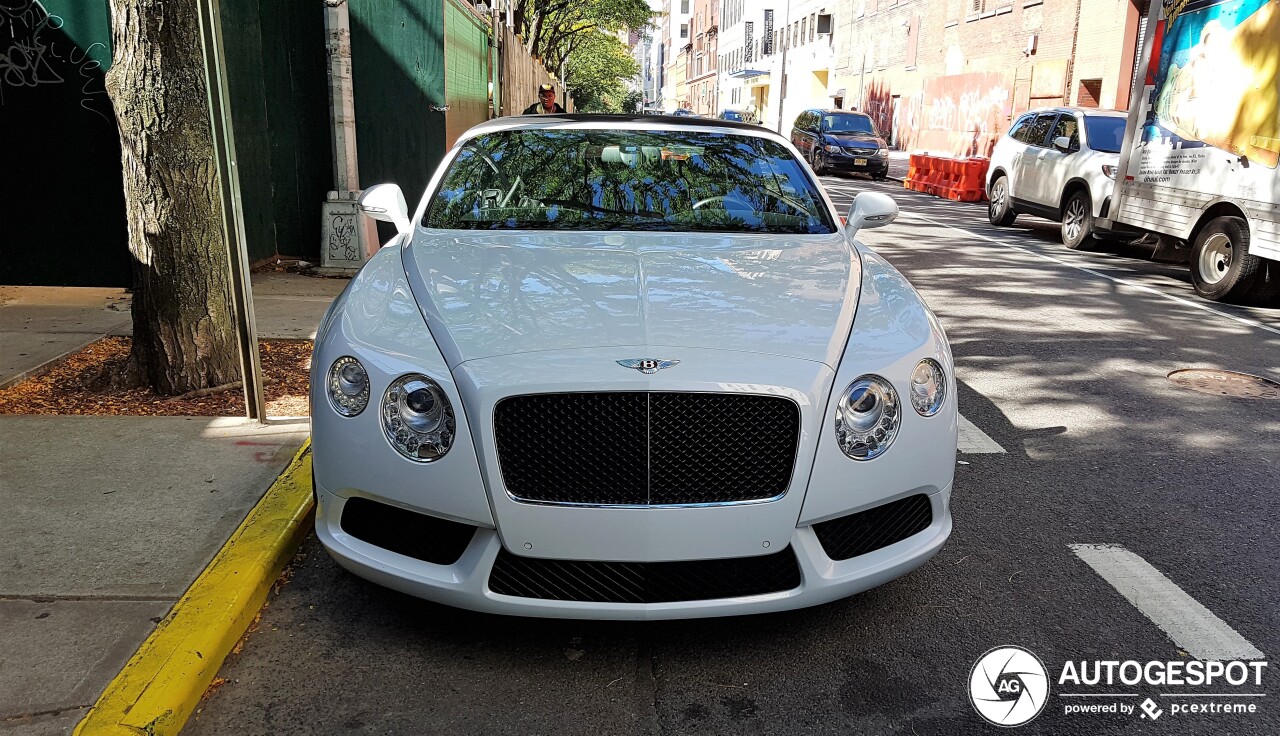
[493,392,800,506]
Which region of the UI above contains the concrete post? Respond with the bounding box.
[321,0,377,273]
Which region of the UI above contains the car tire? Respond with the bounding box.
[812,148,826,175]
[1190,216,1278,303]
[988,175,1016,226]
[1060,190,1095,249]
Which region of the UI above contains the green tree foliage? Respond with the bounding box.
[564,32,639,113]
[622,89,644,114]
[511,0,652,112]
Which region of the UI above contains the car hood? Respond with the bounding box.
[401,229,860,368]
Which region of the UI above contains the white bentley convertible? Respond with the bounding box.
[310,115,956,619]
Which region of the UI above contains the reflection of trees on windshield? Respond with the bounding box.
[423,130,835,234]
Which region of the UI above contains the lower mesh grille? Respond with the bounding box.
[813,494,933,561]
[488,546,802,603]
[340,497,476,565]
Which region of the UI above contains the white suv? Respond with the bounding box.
[986,107,1128,248]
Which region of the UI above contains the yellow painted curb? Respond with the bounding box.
[74,440,314,736]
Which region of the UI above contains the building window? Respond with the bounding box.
[1077,78,1103,107]
[810,13,817,41]
[680,0,689,13]
[801,17,807,43]
[681,23,688,39]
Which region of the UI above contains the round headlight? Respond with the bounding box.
[327,356,369,416]
[910,359,947,416]
[383,374,455,462]
[834,375,900,460]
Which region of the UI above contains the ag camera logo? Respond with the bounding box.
[969,646,1050,727]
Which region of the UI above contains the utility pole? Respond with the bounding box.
[195,0,266,423]
[490,0,502,118]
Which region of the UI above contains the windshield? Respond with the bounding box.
[423,129,836,234]
[822,114,876,135]
[1084,116,1126,153]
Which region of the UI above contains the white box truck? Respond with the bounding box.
[1105,0,1280,302]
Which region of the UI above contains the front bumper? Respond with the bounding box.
[826,153,889,175]
[315,482,953,620]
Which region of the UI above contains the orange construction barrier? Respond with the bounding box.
[902,154,989,203]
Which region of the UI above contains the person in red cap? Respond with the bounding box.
[523,84,566,114]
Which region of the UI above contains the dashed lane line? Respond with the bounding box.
[957,415,1006,454]
[1070,543,1265,661]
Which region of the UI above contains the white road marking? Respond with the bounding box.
[957,415,1005,454]
[1069,543,1265,661]
[886,209,1280,339]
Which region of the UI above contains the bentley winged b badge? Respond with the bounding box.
[616,358,680,374]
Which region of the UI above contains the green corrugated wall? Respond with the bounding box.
[3,0,331,285]
[349,0,448,203]
[220,0,332,263]
[444,0,492,146]
[0,0,129,286]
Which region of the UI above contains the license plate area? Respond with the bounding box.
[854,158,868,166]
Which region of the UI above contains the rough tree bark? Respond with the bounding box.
[104,0,240,394]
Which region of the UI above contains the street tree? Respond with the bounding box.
[512,0,652,78]
[509,0,650,114]
[565,32,641,113]
[104,0,241,394]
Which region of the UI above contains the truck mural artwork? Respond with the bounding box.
[1107,0,1280,302]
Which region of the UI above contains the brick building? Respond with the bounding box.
[830,0,1149,156]
[689,0,721,115]
[661,0,696,110]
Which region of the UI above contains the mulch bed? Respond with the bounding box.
[0,336,312,417]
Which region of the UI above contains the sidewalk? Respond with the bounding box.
[0,272,345,390]
[0,272,338,735]
[888,150,910,182]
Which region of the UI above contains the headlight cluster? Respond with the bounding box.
[326,358,456,462]
[875,148,890,157]
[382,374,455,462]
[834,376,901,460]
[834,359,947,461]
[824,144,842,153]
[327,356,369,416]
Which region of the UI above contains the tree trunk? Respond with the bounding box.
[104,0,240,395]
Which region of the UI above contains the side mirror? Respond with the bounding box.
[1053,135,1073,152]
[845,192,899,236]
[358,183,410,235]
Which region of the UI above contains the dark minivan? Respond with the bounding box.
[790,109,889,179]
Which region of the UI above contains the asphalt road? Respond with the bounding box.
[185,178,1279,736]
